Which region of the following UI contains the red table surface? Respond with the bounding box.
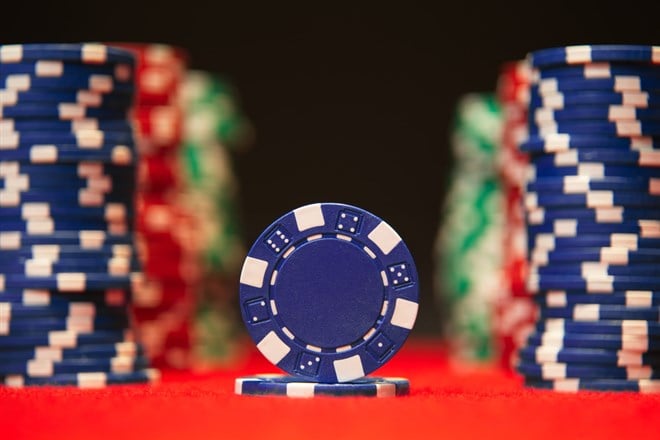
[2,339,659,440]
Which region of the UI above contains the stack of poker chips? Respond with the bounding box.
[493,61,536,370]
[180,71,253,361]
[112,44,198,370]
[235,203,417,397]
[435,94,504,361]
[0,43,157,387]
[518,45,660,393]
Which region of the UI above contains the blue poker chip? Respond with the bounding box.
[527,220,660,237]
[526,331,660,351]
[532,105,660,124]
[0,273,136,292]
[528,274,660,293]
[0,301,128,319]
[530,232,660,250]
[529,90,660,109]
[0,145,134,165]
[0,204,135,221]
[528,163,660,179]
[527,207,660,226]
[0,44,136,65]
[532,76,660,94]
[239,203,419,383]
[0,130,134,149]
[537,63,660,80]
[517,360,660,380]
[529,263,659,277]
[524,377,660,392]
[235,374,410,397]
[0,341,141,362]
[0,60,131,79]
[532,291,660,308]
[521,135,660,154]
[3,368,159,388]
[0,288,129,307]
[0,256,138,277]
[526,176,660,194]
[519,346,660,367]
[525,191,660,209]
[0,355,148,377]
[538,303,660,321]
[529,120,660,137]
[0,231,134,249]
[0,220,130,235]
[0,329,133,348]
[0,315,131,335]
[0,163,135,180]
[1,90,133,108]
[530,247,660,264]
[535,319,660,337]
[0,118,132,133]
[0,103,130,119]
[0,244,134,258]
[529,45,660,68]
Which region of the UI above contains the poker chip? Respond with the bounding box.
[240,202,419,383]
[437,93,504,362]
[235,374,410,397]
[524,377,660,393]
[518,45,660,392]
[0,43,154,387]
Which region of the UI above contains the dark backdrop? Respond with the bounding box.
[3,2,659,335]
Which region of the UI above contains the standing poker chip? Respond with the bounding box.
[239,202,419,383]
[235,374,410,397]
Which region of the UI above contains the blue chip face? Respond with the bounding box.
[535,319,660,337]
[522,135,660,153]
[529,90,660,109]
[0,119,132,133]
[0,145,135,165]
[524,377,660,392]
[239,203,419,383]
[0,103,130,119]
[519,345,660,367]
[3,368,159,388]
[537,303,660,321]
[235,374,410,397]
[0,273,136,292]
[0,44,136,65]
[526,330,660,350]
[529,45,660,68]
[527,207,660,226]
[517,360,660,380]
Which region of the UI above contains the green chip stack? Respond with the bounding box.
[435,93,504,361]
[180,71,254,361]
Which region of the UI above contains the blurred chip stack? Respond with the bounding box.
[493,61,536,370]
[0,43,157,387]
[435,94,503,361]
[179,71,253,361]
[518,45,660,392]
[112,43,198,370]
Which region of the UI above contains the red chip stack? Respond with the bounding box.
[112,43,198,369]
[494,60,537,370]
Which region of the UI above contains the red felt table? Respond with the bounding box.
[2,339,659,440]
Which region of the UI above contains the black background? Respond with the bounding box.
[3,2,659,335]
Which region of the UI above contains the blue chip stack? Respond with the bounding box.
[235,203,418,397]
[0,43,158,387]
[517,45,660,393]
